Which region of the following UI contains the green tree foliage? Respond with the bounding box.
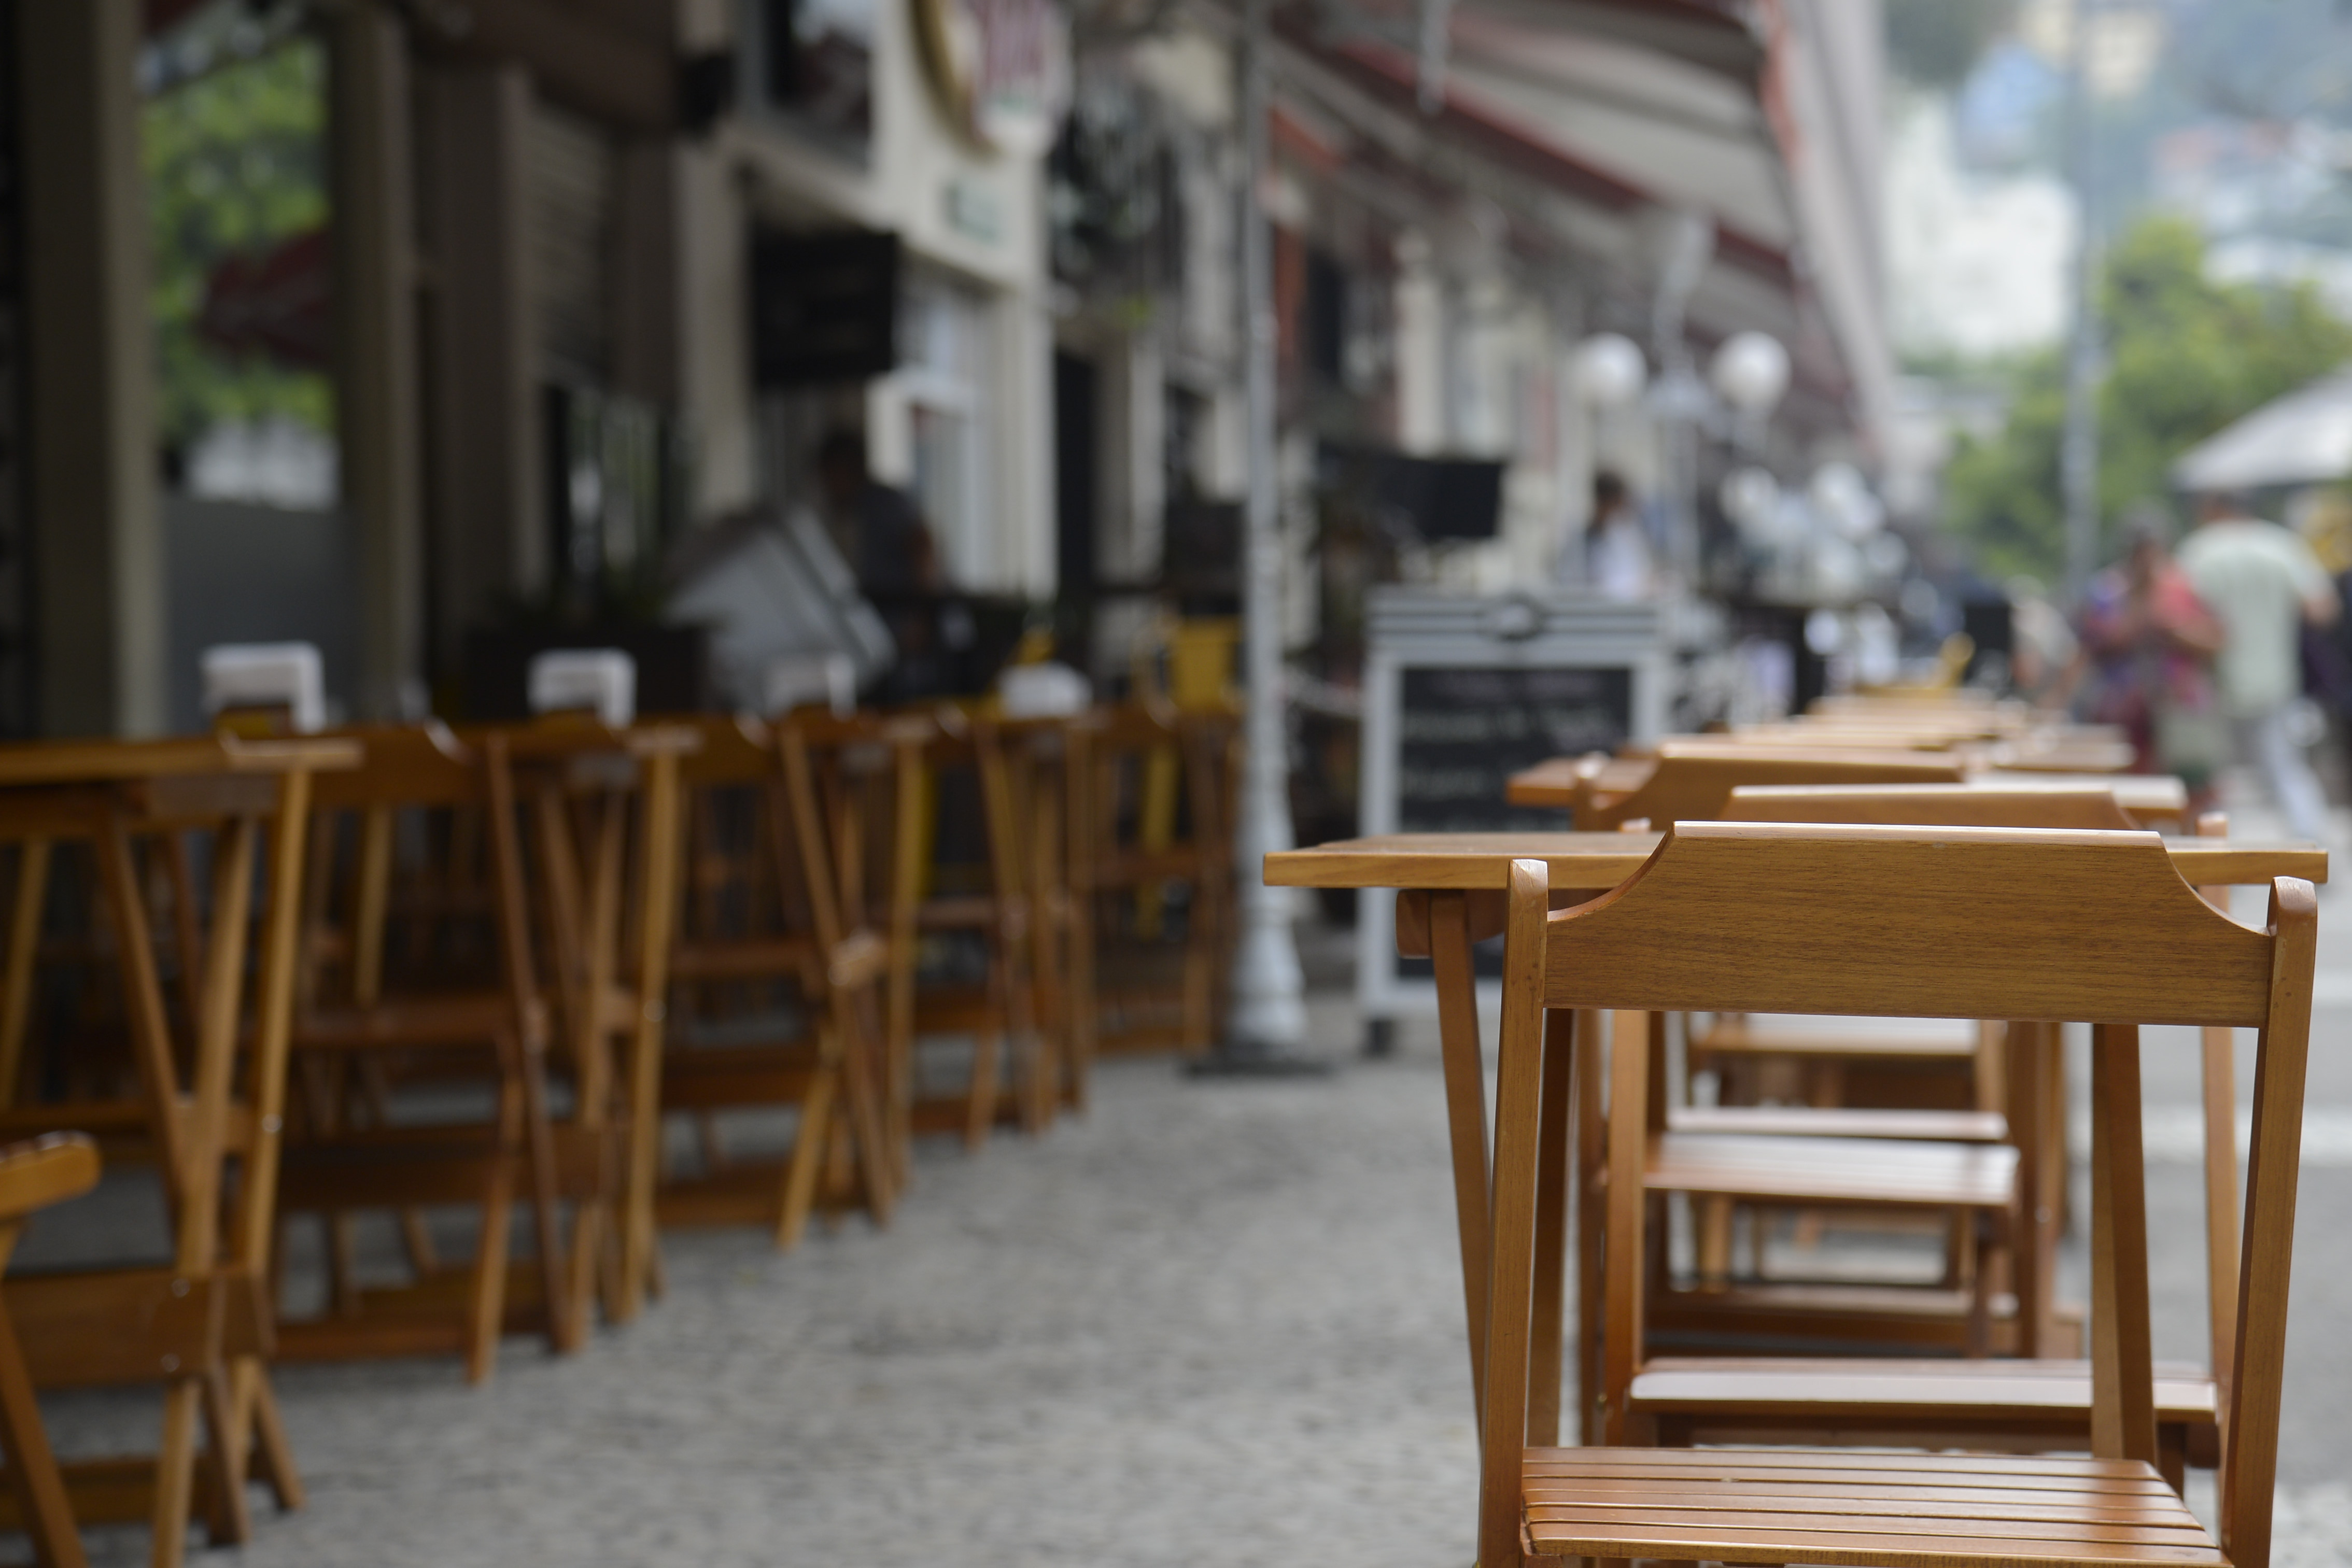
[143,38,330,452]
[1941,215,2352,582]
[1885,0,2015,90]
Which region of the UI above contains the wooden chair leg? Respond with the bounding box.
[464,1153,516,1385]
[774,1069,835,1252]
[964,1030,1000,1151]
[567,1196,605,1349]
[0,1295,84,1567]
[1697,1196,1734,1291]
[839,1024,895,1225]
[237,1363,302,1513]
[1527,1008,1575,1446]
[149,1380,202,1568]
[197,1367,254,1546]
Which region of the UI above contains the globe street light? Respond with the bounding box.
[1573,332,1646,410]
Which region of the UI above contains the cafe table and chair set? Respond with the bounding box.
[1267,693,2328,1568]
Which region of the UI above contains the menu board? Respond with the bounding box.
[1354,592,1665,1029]
[1396,665,1633,833]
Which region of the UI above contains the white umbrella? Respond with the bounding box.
[2173,367,2352,492]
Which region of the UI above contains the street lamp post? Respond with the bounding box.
[1196,0,1322,1074]
[2061,0,2101,601]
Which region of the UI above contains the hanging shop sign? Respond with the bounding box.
[912,0,1068,156]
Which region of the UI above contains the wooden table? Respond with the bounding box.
[0,735,355,1566]
[1505,756,2189,822]
[1263,828,2329,1416]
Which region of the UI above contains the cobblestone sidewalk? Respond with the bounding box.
[31,1005,2352,1565]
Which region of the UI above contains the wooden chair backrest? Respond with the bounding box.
[1478,823,2316,1568]
[1724,782,2136,830]
[1070,702,1213,856]
[302,724,539,1017]
[310,722,482,810]
[1579,747,1965,830]
[922,709,1025,908]
[0,1133,97,1223]
[676,713,772,788]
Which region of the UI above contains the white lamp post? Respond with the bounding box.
[1200,0,1322,1075]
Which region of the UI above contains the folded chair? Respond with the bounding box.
[1065,702,1237,1071]
[904,711,1049,1144]
[996,714,1084,1114]
[276,725,574,1380]
[0,1134,101,1568]
[1477,823,2316,1568]
[0,742,330,1565]
[659,714,894,1247]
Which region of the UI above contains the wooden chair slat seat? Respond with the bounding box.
[1668,1105,2008,1141]
[292,996,524,1050]
[1520,1448,2215,1565]
[1648,1132,2018,1207]
[665,936,823,983]
[1629,1357,2215,1422]
[1690,1012,1982,1058]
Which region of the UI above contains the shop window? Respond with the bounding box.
[749,0,874,157]
[898,277,991,587]
[140,10,334,509]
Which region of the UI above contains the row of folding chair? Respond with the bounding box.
[1341,707,2316,1568]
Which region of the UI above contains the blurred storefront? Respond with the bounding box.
[0,0,1896,738]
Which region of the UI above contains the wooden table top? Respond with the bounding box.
[1505,754,2188,818]
[1266,830,2327,891]
[0,733,360,787]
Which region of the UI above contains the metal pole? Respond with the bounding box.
[1200,0,1317,1071]
[2061,0,2101,601]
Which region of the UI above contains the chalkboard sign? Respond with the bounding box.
[1355,591,1667,1035]
[1397,666,1632,832]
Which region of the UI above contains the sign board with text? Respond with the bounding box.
[1356,591,1666,1028]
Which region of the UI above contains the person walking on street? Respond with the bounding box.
[2177,490,2341,842]
[2068,515,2225,814]
[1582,470,1657,602]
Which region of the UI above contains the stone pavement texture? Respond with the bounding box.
[17,790,2352,1564]
[51,1021,1486,1566]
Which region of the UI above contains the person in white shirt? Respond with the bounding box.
[1582,470,1656,602]
[2176,491,2341,841]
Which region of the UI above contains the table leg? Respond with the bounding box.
[1527,1007,1574,1444]
[1426,891,1491,1422]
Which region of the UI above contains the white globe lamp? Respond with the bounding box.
[1710,331,1790,415]
[1573,333,1647,409]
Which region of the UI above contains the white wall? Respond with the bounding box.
[687,0,1058,594]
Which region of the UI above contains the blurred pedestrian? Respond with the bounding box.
[2178,490,2340,841]
[816,428,942,597]
[1584,470,1655,601]
[2070,513,2225,812]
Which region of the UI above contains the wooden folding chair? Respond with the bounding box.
[1476,823,2317,1568]
[1065,702,1236,1071]
[0,1133,101,1568]
[997,714,1083,1115]
[276,725,575,1380]
[904,711,1050,1145]
[658,714,894,1248]
[497,718,693,1330]
[0,738,339,1567]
